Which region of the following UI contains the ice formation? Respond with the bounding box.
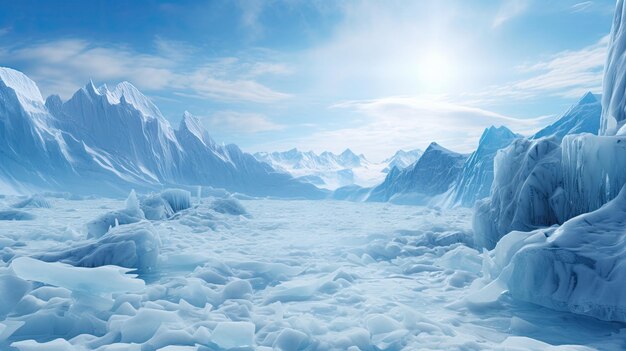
[601,0,626,135]
[473,93,603,249]
[473,137,563,249]
[480,185,626,322]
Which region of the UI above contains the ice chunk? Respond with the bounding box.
[11,338,75,351]
[119,308,183,343]
[38,221,161,273]
[10,256,145,294]
[11,194,51,209]
[0,210,35,221]
[0,275,31,318]
[211,198,248,216]
[141,189,191,220]
[273,328,310,351]
[159,189,191,213]
[86,191,145,238]
[211,321,255,349]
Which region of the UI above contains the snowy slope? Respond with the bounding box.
[446,126,518,208]
[254,148,391,190]
[0,67,325,198]
[367,142,467,204]
[382,149,423,173]
[532,92,601,140]
[0,68,145,195]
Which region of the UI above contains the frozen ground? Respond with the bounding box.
[0,195,625,350]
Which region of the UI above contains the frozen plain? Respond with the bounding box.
[0,194,625,350]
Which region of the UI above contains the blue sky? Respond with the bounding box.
[0,0,616,160]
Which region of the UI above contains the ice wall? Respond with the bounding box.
[481,185,626,322]
[473,137,564,249]
[601,0,626,135]
[561,134,626,217]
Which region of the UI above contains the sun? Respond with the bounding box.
[417,52,454,91]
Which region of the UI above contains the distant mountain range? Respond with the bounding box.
[0,67,325,198]
[254,148,422,190]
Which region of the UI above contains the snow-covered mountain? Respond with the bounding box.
[445,126,518,208]
[367,142,467,204]
[531,92,601,140]
[382,149,423,173]
[254,148,423,190]
[0,67,326,198]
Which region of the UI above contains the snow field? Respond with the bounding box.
[0,195,624,350]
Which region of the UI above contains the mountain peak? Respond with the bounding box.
[578,91,598,105]
[0,67,46,113]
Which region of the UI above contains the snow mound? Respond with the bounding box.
[10,256,145,294]
[38,221,161,273]
[484,185,626,322]
[211,198,249,216]
[11,195,51,209]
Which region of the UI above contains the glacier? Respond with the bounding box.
[473,92,602,249]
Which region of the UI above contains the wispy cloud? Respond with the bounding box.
[571,1,594,13]
[205,111,285,133]
[259,96,549,160]
[0,27,11,36]
[493,0,530,27]
[0,39,290,103]
[469,35,608,102]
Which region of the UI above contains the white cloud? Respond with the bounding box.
[571,1,594,13]
[206,111,285,133]
[470,35,608,102]
[258,96,549,161]
[493,0,531,27]
[0,39,290,103]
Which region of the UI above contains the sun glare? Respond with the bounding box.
[418,52,454,91]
